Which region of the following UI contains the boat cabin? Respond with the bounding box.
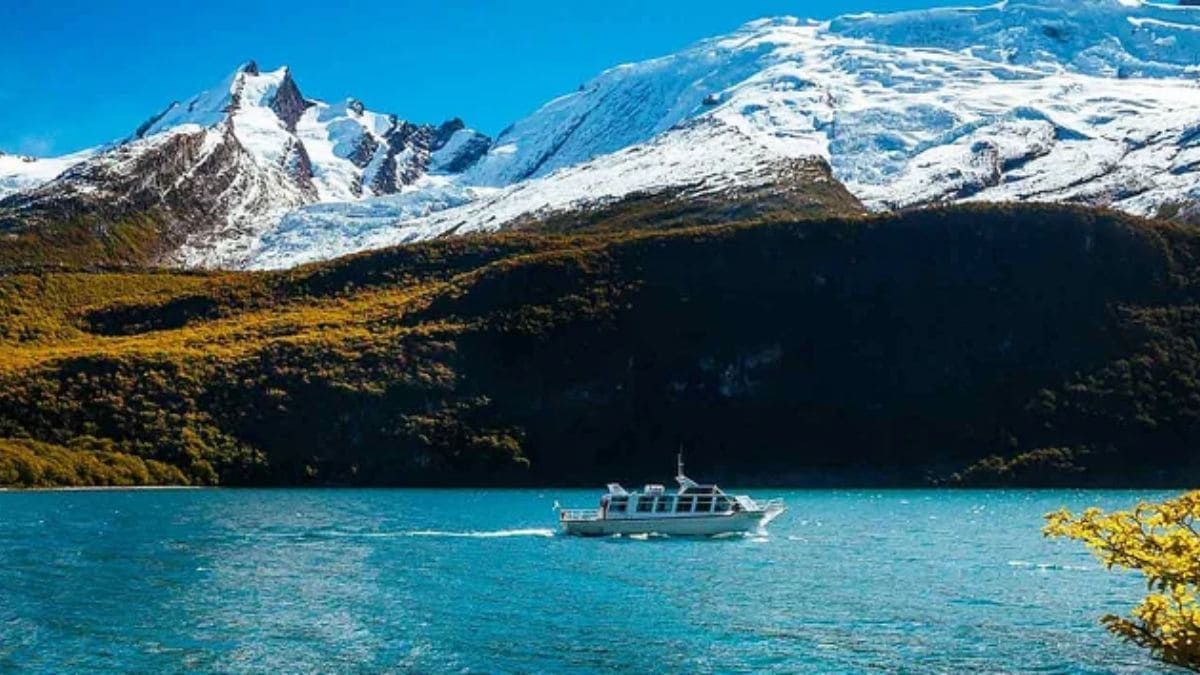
[604,488,734,516]
[599,478,749,518]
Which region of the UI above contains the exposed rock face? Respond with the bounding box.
[281,138,317,199]
[431,119,492,174]
[269,69,312,132]
[371,122,430,193]
[346,133,380,169]
[0,123,309,264]
[433,118,466,147]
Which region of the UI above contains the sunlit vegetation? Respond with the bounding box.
[1,202,1199,487]
[0,211,173,269]
[1046,493,1200,671]
[0,437,187,487]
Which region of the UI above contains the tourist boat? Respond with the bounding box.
[556,455,785,537]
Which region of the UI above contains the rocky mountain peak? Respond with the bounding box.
[269,67,312,131]
[433,118,466,147]
[0,59,499,265]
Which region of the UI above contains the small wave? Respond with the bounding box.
[709,531,769,541]
[606,532,672,540]
[1007,560,1092,572]
[399,528,556,539]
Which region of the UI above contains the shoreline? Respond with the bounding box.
[0,484,1191,493]
[0,485,205,493]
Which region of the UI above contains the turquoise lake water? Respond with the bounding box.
[0,489,1185,673]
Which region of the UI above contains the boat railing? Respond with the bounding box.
[559,508,601,521]
[736,495,785,512]
[756,498,786,512]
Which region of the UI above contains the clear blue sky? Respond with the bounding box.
[0,0,947,156]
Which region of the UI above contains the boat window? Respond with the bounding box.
[636,496,654,512]
[655,496,674,513]
[696,496,714,512]
[714,497,730,512]
[610,501,627,513]
[676,496,694,512]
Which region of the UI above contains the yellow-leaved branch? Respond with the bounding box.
[1045,492,1200,671]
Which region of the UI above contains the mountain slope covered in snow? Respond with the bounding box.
[241,0,1200,268]
[2,0,1199,269]
[0,149,96,200]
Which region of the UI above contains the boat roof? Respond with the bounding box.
[604,483,728,497]
[605,453,727,497]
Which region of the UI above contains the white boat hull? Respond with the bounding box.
[561,507,784,537]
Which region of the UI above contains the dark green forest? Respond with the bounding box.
[2,203,1199,487]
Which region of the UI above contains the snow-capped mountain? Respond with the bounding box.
[3,0,1200,269]
[246,0,1200,268]
[133,61,489,203]
[0,61,489,265]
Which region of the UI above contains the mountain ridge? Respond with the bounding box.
[0,61,491,267]
[1,0,1198,270]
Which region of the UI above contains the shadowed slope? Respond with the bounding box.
[0,203,1198,487]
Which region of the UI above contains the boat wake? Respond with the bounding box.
[261,528,557,541]
[398,528,556,539]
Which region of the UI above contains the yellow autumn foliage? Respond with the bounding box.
[1045,492,1200,671]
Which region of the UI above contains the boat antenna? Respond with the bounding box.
[675,446,697,489]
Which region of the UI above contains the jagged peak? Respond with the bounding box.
[240,60,260,75]
[436,117,466,137]
[267,66,311,131]
[230,64,297,104]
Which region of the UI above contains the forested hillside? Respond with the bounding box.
[2,203,1199,487]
